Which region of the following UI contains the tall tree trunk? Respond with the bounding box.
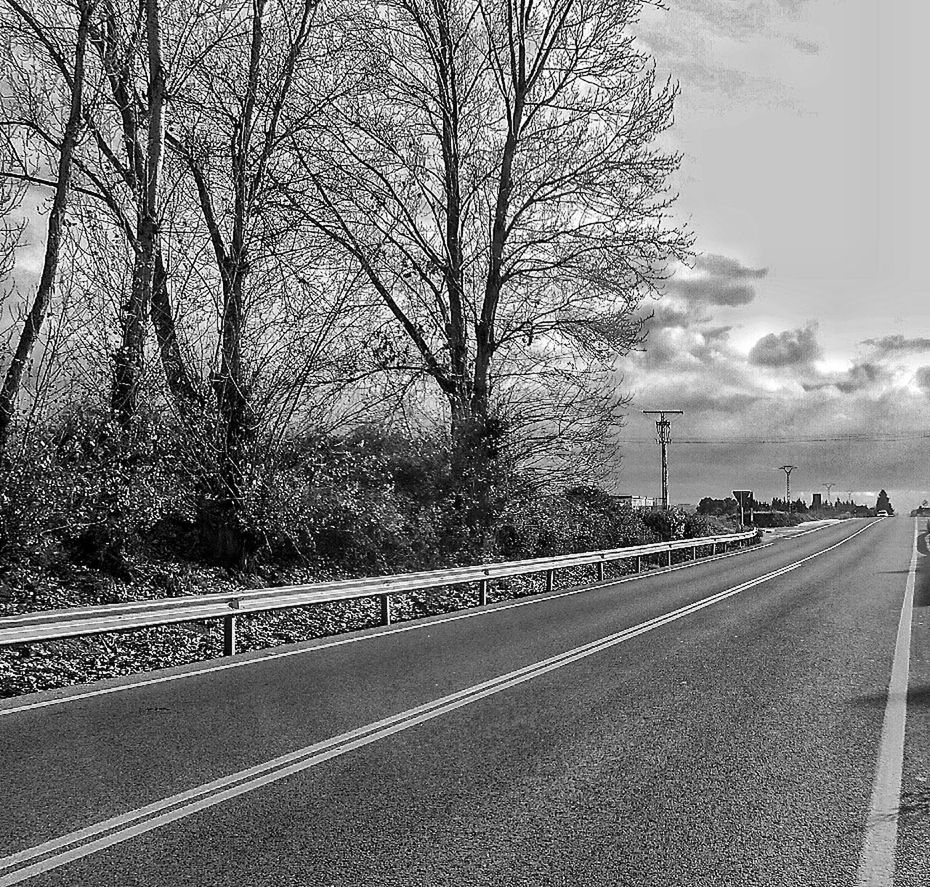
[0,2,91,453]
[150,251,199,403]
[216,262,250,502]
[199,260,253,565]
[112,0,166,427]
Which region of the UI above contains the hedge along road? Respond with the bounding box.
[0,517,919,886]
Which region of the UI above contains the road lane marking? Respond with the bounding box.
[0,520,878,885]
[780,521,840,539]
[855,519,917,886]
[0,541,780,718]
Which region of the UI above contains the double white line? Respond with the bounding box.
[0,521,876,885]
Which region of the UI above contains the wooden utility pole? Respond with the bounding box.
[643,410,683,510]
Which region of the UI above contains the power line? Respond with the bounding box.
[622,433,930,445]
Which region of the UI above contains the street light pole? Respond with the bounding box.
[778,465,797,513]
[643,410,683,510]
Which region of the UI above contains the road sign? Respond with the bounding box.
[733,490,753,525]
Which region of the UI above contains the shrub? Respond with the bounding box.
[642,507,687,541]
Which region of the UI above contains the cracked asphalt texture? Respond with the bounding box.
[1,517,922,886]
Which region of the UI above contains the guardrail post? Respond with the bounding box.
[479,579,489,606]
[692,545,697,560]
[596,561,605,582]
[667,549,672,567]
[380,594,391,625]
[636,555,642,573]
[546,569,555,593]
[223,615,237,657]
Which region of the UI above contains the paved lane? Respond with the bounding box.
[0,518,919,885]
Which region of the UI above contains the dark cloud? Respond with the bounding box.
[791,36,820,55]
[675,278,756,306]
[673,390,762,412]
[665,253,768,310]
[748,323,822,367]
[835,362,892,394]
[649,302,695,329]
[862,334,930,353]
[694,254,768,280]
[702,325,733,343]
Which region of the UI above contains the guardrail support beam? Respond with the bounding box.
[380,594,391,626]
[223,615,237,657]
[0,531,755,651]
[479,579,489,606]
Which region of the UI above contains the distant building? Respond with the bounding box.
[811,493,822,509]
[615,495,659,510]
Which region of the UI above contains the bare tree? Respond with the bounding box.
[165,0,322,561]
[292,0,690,478]
[99,0,181,423]
[0,0,96,452]
[1,0,199,424]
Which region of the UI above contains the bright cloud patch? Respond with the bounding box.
[915,366,930,394]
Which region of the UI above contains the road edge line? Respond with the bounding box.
[855,517,917,886]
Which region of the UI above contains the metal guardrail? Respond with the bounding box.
[0,531,757,656]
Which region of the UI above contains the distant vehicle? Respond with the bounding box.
[876,510,888,517]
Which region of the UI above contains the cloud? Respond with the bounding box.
[702,325,733,343]
[662,253,768,314]
[648,301,694,329]
[862,334,930,354]
[694,254,768,280]
[748,323,822,367]
[791,36,820,55]
[834,362,892,394]
[673,0,819,39]
[675,278,757,306]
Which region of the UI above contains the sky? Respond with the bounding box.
[614,0,930,512]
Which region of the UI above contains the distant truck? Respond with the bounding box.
[876,510,888,517]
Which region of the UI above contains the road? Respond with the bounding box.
[0,517,925,886]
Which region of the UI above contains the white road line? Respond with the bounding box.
[0,542,776,719]
[782,522,838,539]
[0,521,878,885]
[855,519,917,886]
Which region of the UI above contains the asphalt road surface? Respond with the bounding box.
[0,517,925,886]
